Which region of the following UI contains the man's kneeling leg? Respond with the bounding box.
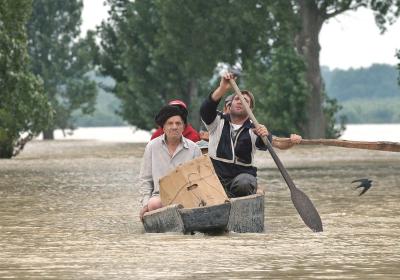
[229,173,257,197]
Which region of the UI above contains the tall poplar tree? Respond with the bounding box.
[0,0,51,158]
[27,0,97,139]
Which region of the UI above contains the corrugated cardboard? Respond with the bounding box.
[160,155,228,208]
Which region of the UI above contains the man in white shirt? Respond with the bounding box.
[139,105,202,221]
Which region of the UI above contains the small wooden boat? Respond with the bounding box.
[142,155,265,234]
[142,190,265,234]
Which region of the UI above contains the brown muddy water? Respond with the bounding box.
[0,140,399,279]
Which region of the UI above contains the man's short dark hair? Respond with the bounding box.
[234,90,255,108]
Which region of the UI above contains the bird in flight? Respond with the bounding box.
[352,178,373,196]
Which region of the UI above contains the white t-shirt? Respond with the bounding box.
[230,123,242,140]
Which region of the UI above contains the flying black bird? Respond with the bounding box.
[352,178,373,196]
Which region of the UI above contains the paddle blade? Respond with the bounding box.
[291,187,323,232]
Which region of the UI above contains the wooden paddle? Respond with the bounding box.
[274,138,400,152]
[228,79,323,232]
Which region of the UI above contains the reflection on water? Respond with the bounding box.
[340,124,400,142]
[1,140,399,279]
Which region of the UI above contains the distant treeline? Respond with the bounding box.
[322,64,400,123]
[74,63,400,127]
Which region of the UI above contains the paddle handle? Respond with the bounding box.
[228,79,296,191]
[274,138,400,152]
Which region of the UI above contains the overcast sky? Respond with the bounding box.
[320,8,400,70]
[81,2,400,70]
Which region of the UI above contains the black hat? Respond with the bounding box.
[155,105,187,127]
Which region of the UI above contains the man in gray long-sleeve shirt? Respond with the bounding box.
[139,105,201,221]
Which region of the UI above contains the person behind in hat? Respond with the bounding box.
[196,139,209,155]
[223,94,233,113]
[138,105,202,221]
[150,99,201,142]
[199,94,233,141]
[200,72,302,198]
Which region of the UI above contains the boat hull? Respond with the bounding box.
[142,192,265,234]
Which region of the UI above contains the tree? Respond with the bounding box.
[245,45,310,136]
[242,2,311,136]
[98,0,281,130]
[0,0,51,158]
[27,0,97,139]
[294,0,400,138]
[100,1,400,138]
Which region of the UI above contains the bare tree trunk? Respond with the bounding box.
[11,133,34,157]
[42,129,54,140]
[187,79,200,130]
[0,139,13,159]
[296,0,326,138]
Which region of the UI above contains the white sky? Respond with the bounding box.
[320,8,400,70]
[81,0,109,34]
[81,1,400,70]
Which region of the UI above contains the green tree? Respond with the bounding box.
[27,0,97,139]
[245,46,310,136]
[98,0,281,130]
[241,2,311,136]
[102,1,400,138]
[0,0,52,158]
[294,0,400,138]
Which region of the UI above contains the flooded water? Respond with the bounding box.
[1,140,399,279]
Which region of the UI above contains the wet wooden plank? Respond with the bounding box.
[179,203,231,233]
[227,192,265,233]
[142,204,184,233]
